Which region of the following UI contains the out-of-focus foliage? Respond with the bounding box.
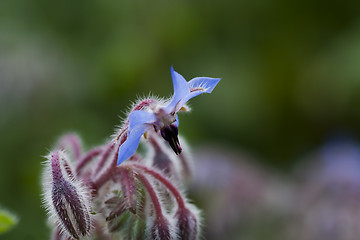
[0,209,18,234]
[1,0,360,239]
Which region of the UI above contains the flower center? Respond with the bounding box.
[154,108,176,130]
[154,108,181,155]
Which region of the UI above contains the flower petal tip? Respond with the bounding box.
[117,124,148,165]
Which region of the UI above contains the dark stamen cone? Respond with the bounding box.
[160,124,182,155]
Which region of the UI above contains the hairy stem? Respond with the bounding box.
[135,172,164,218]
[93,142,116,175]
[131,164,186,209]
[57,134,82,160]
[76,146,103,175]
[91,143,121,192]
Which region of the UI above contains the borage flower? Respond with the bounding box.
[117,67,220,165]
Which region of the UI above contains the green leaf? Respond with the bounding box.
[0,209,18,234]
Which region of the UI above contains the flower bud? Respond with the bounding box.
[175,204,201,240]
[42,151,92,239]
[150,216,174,240]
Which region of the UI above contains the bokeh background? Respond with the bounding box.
[1,0,360,239]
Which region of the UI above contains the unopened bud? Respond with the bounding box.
[151,216,174,240]
[175,204,201,240]
[42,151,92,239]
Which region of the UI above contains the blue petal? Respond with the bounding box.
[176,77,221,111]
[117,124,148,165]
[128,110,156,133]
[165,67,190,113]
[188,77,221,94]
[174,114,179,127]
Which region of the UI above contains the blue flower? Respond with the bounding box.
[117,67,221,165]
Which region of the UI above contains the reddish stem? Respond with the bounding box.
[57,134,82,160]
[76,146,103,175]
[93,142,116,175]
[116,124,128,141]
[91,143,121,191]
[131,164,186,209]
[136,171,164,218]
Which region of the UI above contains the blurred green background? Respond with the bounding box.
[1,0,360,239]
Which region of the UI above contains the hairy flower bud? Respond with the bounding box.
[175,204,201,240]
[42,151,92,239]
[150,216,174,240]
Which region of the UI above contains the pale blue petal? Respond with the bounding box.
[165,67,190,113]
[174,114,179,127]
[188,77,221,94]
[175,77,221,111]
[128,110,156,133]
[117,124,148,165]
